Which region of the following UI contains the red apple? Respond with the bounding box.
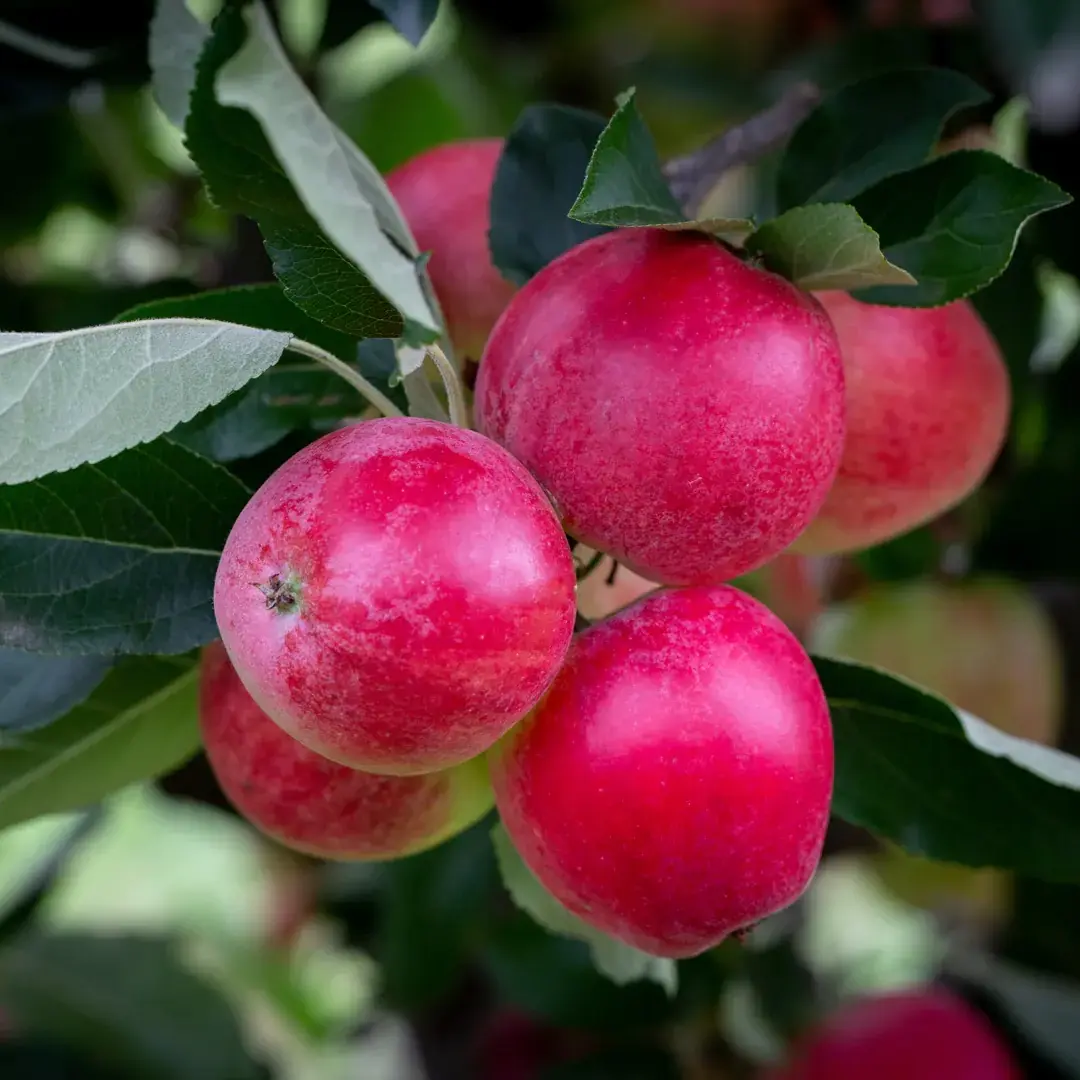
[475,228,846,586]
[491,585,834,958]
[386,139,517,360]
[809,578,1063,745]
[214,417,576,775]
[795,293,1009,555]
[200,642,494,860]
[767,987,1020,1080]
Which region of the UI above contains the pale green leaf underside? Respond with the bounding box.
[491,823,677,995]
[215,3,439,335]
[149,0,209,127]
[0,319,290,485]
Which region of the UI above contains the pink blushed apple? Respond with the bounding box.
[795,292,1009,555]
[474,227,846,586]
[200,642,493,860]
[213,417,577,775]
[491,585,834,959]
[386,139,517,361]
[766,987,1020,1080]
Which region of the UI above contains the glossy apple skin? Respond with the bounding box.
[214,417,577,775]
[475,228,845,586]
[199,642,493,860]
[810,578,1063,745]
[795,293,1009,555]
[492,585,834,958]
[386,139,517,360]
[768,988,1020,1080]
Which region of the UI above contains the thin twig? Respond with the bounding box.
[663,81,821,217]
[426,342,470,429]
[287,338,405,419]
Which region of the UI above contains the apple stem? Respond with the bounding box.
[287,338,406,420]
[426,342,470,429]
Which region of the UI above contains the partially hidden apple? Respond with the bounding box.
[491,585,834,958]
[809,578,1063,745]
[200,642,494,860]
[386,138,517,361]
[214,417,577,775]
[795,292,1009,555]
[767,987,1020,1080]
[475,227,846,586]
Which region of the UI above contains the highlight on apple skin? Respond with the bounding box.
[199,642,494,861]
[213,417,577,776]
[765,986,1020,1080]
[491,584,834,959]
[385,138,517,361]
[809,577,1063,746]
[795,291,1009,555]
[475,227,846,587]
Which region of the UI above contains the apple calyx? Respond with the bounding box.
[253,572,301,615]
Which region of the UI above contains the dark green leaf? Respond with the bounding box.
[0,440,249,656]
[0,653,111,733]
[356,339,409,414]
[777,68,990,211]
[540,1047,681,1080]
[490,104,611,285]
[852,151,1071,306]
[569,89,685,227]
[0,656,199,830]
[745,204,915,291]
[0,933,259,1080]
[369,0,441,46]
[376,817,499,1010]
[184,3,406,339]
[819,657,1080,881]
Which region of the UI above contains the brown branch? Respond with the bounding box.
[663,81,822,217]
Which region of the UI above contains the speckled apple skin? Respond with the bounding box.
[795,292,1009,554]
[491,585,834,959]
[213,418,577,776]
[767,988,1021,1080]
[200,642,493,860]
[386,139,517,361]
[474,227,846,586]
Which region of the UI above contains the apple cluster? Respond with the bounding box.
[203,138,1010,960]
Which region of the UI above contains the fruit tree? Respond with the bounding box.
[3,1,1080,1078]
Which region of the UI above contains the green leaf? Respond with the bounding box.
[569,88,685,227]
[852,150,1072,306]
[491,823,677,995]
[818,657,1080,881]
[369,0,441,46]
[0,320,290,486]
[213,1,438,336]
[113,285,372,461]
[490,104,611,285]
[0,657,199,830]
[0,439,250,656]
[777,68,990,211]
[0,933,258,1080]
[0,653,111,733]
[745,204,916,291]
[185,3,407,341]
[149,0,208,128]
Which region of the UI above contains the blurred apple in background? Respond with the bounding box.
[809,578,1064,746]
